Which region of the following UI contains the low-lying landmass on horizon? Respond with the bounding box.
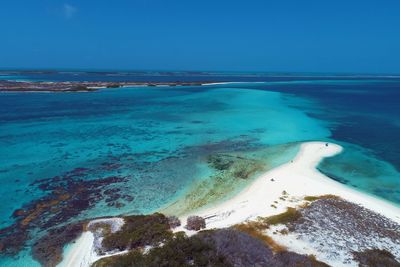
[0,80,219,92]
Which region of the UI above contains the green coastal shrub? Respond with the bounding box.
[101,213,172,251]
[353,249,400,267]
[93,232,230,267]
[186,215,206,231]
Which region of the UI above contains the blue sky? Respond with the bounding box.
[0,0,399,73]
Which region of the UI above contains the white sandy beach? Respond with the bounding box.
[203,81,265,86]
[59,141,400,267]
[58,232,95,267]
[58,218,125,267]
[177,141,400,232]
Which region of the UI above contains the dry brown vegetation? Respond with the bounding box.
[261,207,301,225]
[233,207,305,253]
[234,222,286,252]
[303,194,341,202]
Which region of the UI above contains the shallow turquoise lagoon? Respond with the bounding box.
[0,82,399,266]
[0,87,329,224]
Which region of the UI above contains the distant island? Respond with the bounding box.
[0,80,218,93]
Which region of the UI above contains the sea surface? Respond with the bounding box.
[0,71,399,266]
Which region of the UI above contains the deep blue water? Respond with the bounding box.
[234,80,400,203]
[0,70,395,82]
[0,72,399,266]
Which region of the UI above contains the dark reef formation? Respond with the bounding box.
[163,149,266,216]
[0,166,129,257]
[207,153,263,180]
[0,137,261,262]
[32,221,87,267]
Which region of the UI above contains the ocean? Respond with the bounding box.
[0,71,399,266]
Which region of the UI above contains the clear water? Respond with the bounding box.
[0,73,399,266]
[242,80,400,204]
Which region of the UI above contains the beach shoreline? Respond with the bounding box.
[176,141,400,232]
[58,141,400,267]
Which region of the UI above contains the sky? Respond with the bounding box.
[0,0,399,73]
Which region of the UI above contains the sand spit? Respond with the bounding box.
[60,141,400,266]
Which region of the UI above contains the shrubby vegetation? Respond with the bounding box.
[93,232,230,267]
[91,196,400,267]
[167,215,181,229]
[303,195,340,202]
[353,249,400,267]
[93,228,329,267]
[186,216,206,231]
[235,222,286,252]
[234,207,303,252]
[101,213,172,252]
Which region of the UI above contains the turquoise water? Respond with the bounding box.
[0,88,328,222]
[318,142,400,204]
[0,86,331,266]
[1,79,399,266]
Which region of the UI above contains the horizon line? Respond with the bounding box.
[1,67,400,77]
